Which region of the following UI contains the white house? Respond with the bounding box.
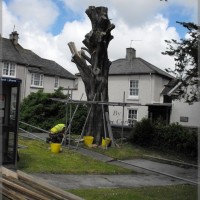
[0,31,76,101]
[73,48,174,126]
[166,79,200,128]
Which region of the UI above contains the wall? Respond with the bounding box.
[25,71,75,97]
[170,99,200,127]
[0,62,26,100]
[108,75,150,125]
[72,76,86,100]
[151,74,169,103]
[73,74,160,125]
[72,73,171,125]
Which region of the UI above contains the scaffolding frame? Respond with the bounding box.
[51,91,146,149]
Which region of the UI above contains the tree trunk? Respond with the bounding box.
[68,6,115,144]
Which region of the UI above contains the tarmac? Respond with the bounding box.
[31,144,198,190]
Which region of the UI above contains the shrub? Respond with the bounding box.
[132,118,154,146]
[131,118,197,157]
[20,88,87,134]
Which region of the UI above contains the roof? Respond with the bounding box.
[109,57,174,79]
[0,37,75,80]
[161,78,179,95]
[145,103,172,107]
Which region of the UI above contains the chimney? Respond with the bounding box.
[126,48,136,61]
[9,31,19,45]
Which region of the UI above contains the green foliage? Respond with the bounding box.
[20,88,87,134]
[162,22,199,103]
[132,118,154,146]
[131,118,197,157]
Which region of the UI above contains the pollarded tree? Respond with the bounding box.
[68,6,115,144]
[162,22,199,103]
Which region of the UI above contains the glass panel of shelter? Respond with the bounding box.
[2,85,18,165]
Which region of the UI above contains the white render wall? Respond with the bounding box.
[73,74,169,125]
[170,99,200,127]
[108,75,150,125]
[0,62,76,100]
[0,63,27,100]
[25,70,75,97]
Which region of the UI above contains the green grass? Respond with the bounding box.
[68,184,197,200]
[18,138,133,174]
[18,138,197,200]
[91,143,143,160]
[90,142,197,164]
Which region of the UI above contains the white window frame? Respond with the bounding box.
[2,62,16,77]
[129,80,139,98]
[31,73,44,88]
[54,76,60,89]
[127,109,137,126]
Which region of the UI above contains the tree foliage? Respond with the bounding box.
[162,22,199,103]
[20,88,87,134]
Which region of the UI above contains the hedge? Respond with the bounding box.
[20,88,87,134]
[131,118,197,157]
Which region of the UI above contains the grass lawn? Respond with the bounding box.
[18,137,197,200]
[90,142,197,164]
[68,184,197,200]
[18,137,133,174]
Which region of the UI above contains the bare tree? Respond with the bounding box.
[68,6,115,144]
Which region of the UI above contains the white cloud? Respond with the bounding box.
[61,0,197,26]
[2,2,19,36]
[6,0,59,31]
[108,14,179,71]
[2,0,194,75]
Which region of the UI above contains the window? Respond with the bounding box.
[31,73,44,87]
[54,76,59,89]
[129,80,139,97]
[128,109,137,126]
[3,62,16,77]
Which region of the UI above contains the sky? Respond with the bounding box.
[1,0,198,75]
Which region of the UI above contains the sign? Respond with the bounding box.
[1,77,22,83]
[180,116,189,122]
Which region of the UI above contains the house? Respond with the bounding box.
[73,48,174,126]
[165,79,200,128]
[0,31,76,101]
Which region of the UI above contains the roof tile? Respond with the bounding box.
[0,37,75,79]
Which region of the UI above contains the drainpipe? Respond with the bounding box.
[23,64,29,100]
[150,73,152,103]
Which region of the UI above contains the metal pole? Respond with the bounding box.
[61,93,84,146]
[101,93,107,149]
[19,128,46,141]
[68,89,73,148]
[64,87,69,146]
[76,94,96,150]
[19,121,51,134]
[121,91,125,145]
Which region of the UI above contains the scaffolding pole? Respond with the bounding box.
[61,93,84,146]
[76,94,96,150]
[121,91,125,145]
[51,98,143,106]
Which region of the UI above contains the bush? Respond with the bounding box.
[131,118,197,157]
[20,88,87,134]
[132,118,154,146]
